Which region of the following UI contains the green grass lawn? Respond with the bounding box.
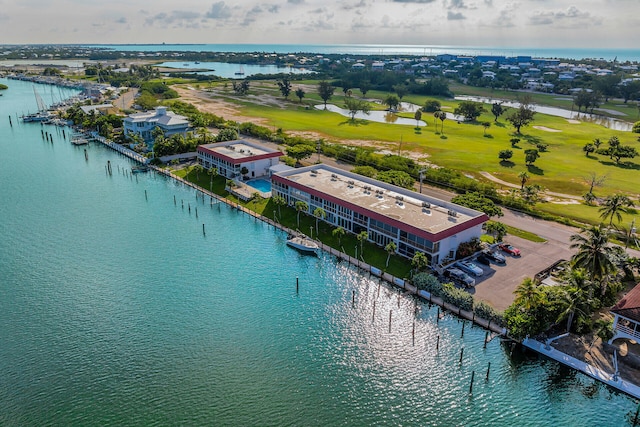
[172,79,640,227]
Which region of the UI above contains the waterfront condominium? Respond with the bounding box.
[197,139,283,180]
[272,164,488,266]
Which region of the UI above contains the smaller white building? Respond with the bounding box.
[123,106,189,143]
[197,139,283,180]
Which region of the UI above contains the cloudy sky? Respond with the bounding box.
[0,0,637,48]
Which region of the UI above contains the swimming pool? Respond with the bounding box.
[246,178,272,193]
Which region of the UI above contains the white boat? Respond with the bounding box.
[286,235,319,255]
[21,87,51,122]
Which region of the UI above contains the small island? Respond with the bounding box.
[0,83,8,90]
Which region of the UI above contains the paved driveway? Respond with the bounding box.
[468,236,574,311]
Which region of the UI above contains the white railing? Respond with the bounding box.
[615,324,640,340]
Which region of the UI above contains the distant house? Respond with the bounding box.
[371,61,386,71]
[196,139,283,180]
[610,283,640,344]
[79,103,113,115]
[123,106,189,143]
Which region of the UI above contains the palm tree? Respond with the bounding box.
[414,109,422,129]
[295,201,308,228]
[251,192,261,212]
[208,166,218,190]
[485,221,507,242]
[514,278,544,311]
[357,231,368,256]
[192,164,204,181]
[411,252,429,272]
[332,226,345,246]
[599,194,633,227]
[385,241,397,267]
[555,285,591,332]
[313,207,326,235]
[570,225,616,285]
[272,195,286,218]
[518,171,529,190]
[437,111,447,134]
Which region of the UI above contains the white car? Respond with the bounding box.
[445,267,476,288]
[457,260,484,277]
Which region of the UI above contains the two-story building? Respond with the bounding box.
[197,139,283,180]
[271,164,488,265]
[610,283,640,344]
[123,106,189,144]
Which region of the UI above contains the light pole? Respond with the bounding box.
[310,225,313,239]
[355,245,358,260]
[626,219,636,251]
[316,139,322,163]
[419,168,429,193]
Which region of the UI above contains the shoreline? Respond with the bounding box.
[89,128,509,338]
[523,338,640,400]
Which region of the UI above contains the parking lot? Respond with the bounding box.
[449,235,574,311]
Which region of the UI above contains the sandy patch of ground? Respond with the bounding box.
[566,119,581,124]
[533,125,562,132]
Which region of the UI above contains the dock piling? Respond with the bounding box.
[633,404,639,426]
[84,149,88,161]
[352,290,355,308]
[461,322,465,338]
[372,300,376,321]
[484,331,489,349]
[202,223,206,236]
[144,190,147,201]
[459,347,464,365]
[296,277,299,293]
[412,321,415,346]
[436,335,440,352]
[436,307,440,324]
[388,310,392,333]
[486,362,491,381]
[469,371,475,394]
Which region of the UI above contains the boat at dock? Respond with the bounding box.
[70,134,89,145]
[286,234,319,255]
[131,165,150,173]
[21,87,52,122]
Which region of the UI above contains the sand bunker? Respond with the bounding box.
[533,126,562,132]
[566,119,581,124]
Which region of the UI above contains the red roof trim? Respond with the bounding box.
[197,146,283,165]
[272,175,488,242]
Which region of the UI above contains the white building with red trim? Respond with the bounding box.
[272,164,488,265]
[197,140,283,179]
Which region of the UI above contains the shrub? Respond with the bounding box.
[440,283,474,311]
[473,301,504,325]
[413,273,442,294]
[633,121,640,133]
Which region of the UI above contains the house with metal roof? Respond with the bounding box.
[123,106,189,144]
[610,283,640,344]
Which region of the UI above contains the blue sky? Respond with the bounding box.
[0,0,637,48]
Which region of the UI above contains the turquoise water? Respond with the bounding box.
[90,44,640,62]
[246,179,272,193]
[0,77,638,426]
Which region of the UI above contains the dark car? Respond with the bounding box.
[482,249,506,264]
[476,253,491,265]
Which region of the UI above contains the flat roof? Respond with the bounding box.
[197,139,283,164]
[273,164,488,239]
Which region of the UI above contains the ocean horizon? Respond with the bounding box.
[86,43,640,62]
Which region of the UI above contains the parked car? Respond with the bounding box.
[482,249,506,264]
[457,260,484,277]
[475,253,491,265]
[498,243,521,256]
[444,267,476,288]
